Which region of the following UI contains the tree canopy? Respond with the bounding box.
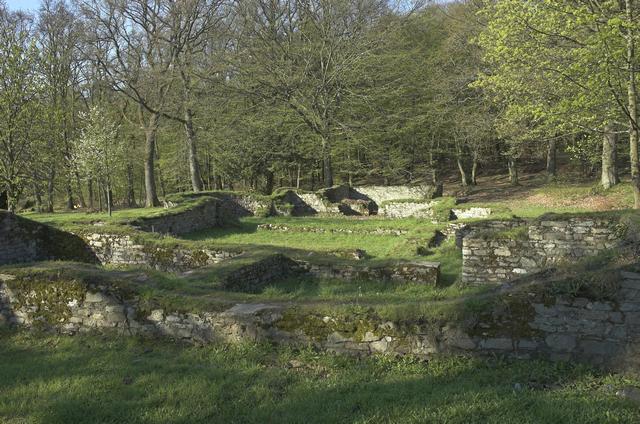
[1,0,640,212]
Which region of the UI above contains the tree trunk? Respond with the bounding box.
[296,163,302,189]
[508,157,519,185]
[65,180,74,210]
[126,164,137,207]
[6,184,18,212]
[601,124,619,189]
[106,183,113,217]
[184,108,203,192]
[179,69,204,193]
[265,169,275,195]
[144,113,161,207]
[88,179,94,210]
[471,153,478,185]
[46,170,55,213]
[75,171,86,208]
[546,138,557,181]
[32,181,42,213]
[627,0,640,208]
[0,191,6,210]
[64,129,75,210]
[98,181,103,212]
[457,158,470,187]
[429,151,444,198]
[154,139,167,200]
[321,137,333,187]
[205,151,213,190]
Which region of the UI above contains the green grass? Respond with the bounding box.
[1,330,638,424]
[184,216,439,259]
[22,207,166,226]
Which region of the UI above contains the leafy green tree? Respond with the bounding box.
[0,5,41,212]
[476,0,640,200]
[74,106,122,216]
[234,0,391,188]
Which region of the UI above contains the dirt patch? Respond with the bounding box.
[522,193,621,211]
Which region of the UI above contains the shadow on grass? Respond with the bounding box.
[0,331,637,424]
[184,220,260,241]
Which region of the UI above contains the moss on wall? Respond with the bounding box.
[4,276,87,327]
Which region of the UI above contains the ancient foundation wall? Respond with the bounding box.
[462,218,623,284]
[82,232,241,272]
[3,270,640,370]
[133,199,220,235]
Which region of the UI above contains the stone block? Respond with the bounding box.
[517,339,538,350]
[545,334,576,352]
[363,331,380,342]
[85,292,109,303]
[148,309,165,322]
[580,339,620,357]
[370,339,389,353]
[480,338,512,350]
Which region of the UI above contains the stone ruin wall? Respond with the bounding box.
[378,201,436,219]
[153,185,490,220]
[134,198,220,235]
[353,185,436,205]
[462,218,624,285]
[300,260,440,286]
[3,269,640,370]
[82,233,241,272]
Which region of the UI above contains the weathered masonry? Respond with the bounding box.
[3,269,640,370]
[461,217,625,284]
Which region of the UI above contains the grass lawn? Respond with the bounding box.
[1,330,638,424]
[184,216,440,259]
[22,207,166,226]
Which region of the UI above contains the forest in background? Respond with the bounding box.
[1,0,640,211]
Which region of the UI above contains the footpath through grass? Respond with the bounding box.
[1,330,638,424]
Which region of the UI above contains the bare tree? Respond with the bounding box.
[79,0,179,207]
[166,0,227,192]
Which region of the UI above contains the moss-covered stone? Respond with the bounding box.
[5,277,87,328]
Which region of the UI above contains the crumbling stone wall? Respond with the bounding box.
[221,254,304,292]
[378,201,436,219]
[134,198,219,235]
[301,260,440,286]
[451,207,491,220]
[217,255,441,291]
[3,269,640,370]
[462,217,623,284]
[293,185,439,217]
[353,185,437,205]
[83,232,240,272]
[214,193,272,219]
